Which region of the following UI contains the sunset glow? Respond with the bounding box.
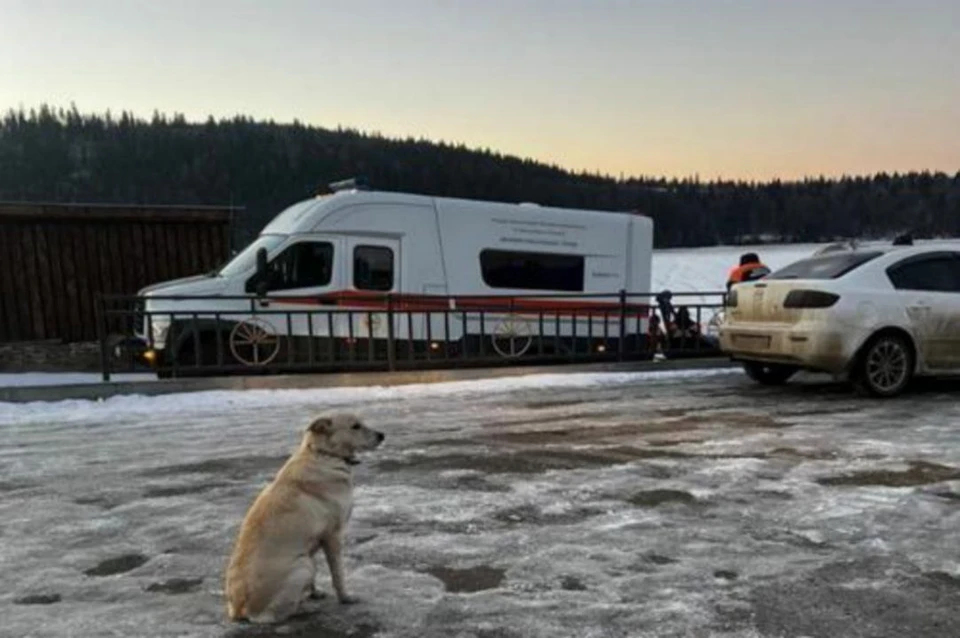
[2,0,958,180]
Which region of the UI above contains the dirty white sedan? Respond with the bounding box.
[718,243,960,397]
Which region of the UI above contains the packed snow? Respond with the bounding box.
[2,369,960,637]
[0,368,732,422]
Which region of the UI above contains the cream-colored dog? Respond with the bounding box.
[224,412,384,624]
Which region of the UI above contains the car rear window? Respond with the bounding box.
[766,251,884,280]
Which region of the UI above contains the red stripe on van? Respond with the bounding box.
[271,290,650,317]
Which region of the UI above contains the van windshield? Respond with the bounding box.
[218,235,286,278]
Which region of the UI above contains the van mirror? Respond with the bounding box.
[253,247,270,298]
[256,247,268,275]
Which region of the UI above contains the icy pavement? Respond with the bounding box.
[2,369,960,638]
[0,372,154,388]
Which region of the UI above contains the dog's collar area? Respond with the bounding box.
[314,448,360,466]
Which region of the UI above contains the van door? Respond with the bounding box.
[240,234,344,365]
[346,237,402,342]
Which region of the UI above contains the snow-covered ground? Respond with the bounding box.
[2,369,960,637]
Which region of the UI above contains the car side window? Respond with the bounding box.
[886,254,960,293]
[245,241,334,293]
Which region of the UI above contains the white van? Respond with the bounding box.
[128,180,654,373]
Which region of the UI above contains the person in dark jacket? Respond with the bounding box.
[655,290,674,325]
[726,252,771,290]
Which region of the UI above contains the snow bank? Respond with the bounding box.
[0,367,736,425]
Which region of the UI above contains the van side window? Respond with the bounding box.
[245,241,334,293]
[480,249,584,292]
[354,245,394,291]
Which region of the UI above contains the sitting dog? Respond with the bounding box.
[224,412,385,624]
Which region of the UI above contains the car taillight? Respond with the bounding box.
[783,290,840,309]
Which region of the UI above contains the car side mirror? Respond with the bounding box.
[255,280,268,298]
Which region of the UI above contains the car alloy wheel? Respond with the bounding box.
[855,333,913,398]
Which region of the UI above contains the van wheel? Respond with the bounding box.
[742,362,798,385]
[171,333,238,375]
[490,316,533,358]
[852,333,914,398]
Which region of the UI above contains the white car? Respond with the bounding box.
[718,242,960,397]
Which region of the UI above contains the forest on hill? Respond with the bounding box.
[1,105,958,249]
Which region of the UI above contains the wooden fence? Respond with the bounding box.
[0,202,239,343]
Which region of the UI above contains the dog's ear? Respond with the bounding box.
[307,417,333,435]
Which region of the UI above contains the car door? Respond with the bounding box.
[346,238,402,342]
[885,251,960,371]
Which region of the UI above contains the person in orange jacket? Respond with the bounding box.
[726,252,771,291]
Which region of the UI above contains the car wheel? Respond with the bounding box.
[742,361,798,385]
[852,333,914,398]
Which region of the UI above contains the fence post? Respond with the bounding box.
[94,294,111,383]
[386,293,396,372]
[617,289,627,362]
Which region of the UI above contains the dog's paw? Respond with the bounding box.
[337,594,359,605]
[308,588,326,601]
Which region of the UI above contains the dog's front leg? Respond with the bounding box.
[307,554,326,600]
[322,533,356,604]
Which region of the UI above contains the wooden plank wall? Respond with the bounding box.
[0,203,238,343]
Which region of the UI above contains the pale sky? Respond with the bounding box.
[2,0,958,181]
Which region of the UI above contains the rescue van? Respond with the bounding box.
[129,180,654,372]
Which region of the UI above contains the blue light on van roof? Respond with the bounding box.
[328,177,371,192]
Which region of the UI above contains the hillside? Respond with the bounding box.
[1,105,958,248]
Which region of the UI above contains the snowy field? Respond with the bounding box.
[650,237,959,304]
[3,369,960,637]
[650,242,820,300]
